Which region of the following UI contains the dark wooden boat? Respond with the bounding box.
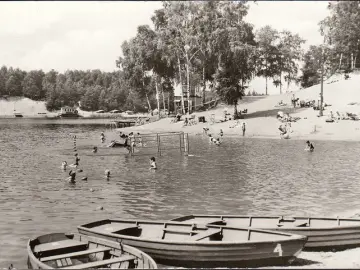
[14,112,23,118]
[27,232,157,269]
[78,219,307,267]
[171,214,360,251]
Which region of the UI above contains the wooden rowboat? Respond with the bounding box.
[171,214,360,251]
[77,219,307,267]
[27,232,157,269]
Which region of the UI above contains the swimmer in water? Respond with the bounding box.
[105,170,110,180]
[305,140,314,152]
[100,132,105,143]
[214,138,221,146]
[208,134,213,143]
[137,132,143,146]
[219,129,223,137]
[150,157,157,170]
[67,170,76,183]
[61,161,67,170]
[92,146,98,153]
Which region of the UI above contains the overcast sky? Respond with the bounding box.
[0,1,329,74]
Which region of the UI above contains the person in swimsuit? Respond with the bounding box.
[150,157,157,170]
[305,141,314,152]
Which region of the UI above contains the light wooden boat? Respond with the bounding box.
[77,219,307,267]
[171,214,360,251]
[27,232,157,269]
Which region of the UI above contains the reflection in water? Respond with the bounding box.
[1,119,360,267]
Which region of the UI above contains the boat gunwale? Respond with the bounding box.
[77,219,307,246]
[27,232,157,269]
[170,215,360,231]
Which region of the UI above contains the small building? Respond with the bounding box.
[60,106,79,117]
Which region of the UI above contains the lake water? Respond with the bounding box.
[1,118,360,268]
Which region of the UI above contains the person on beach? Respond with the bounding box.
[105,170,110,180]
[92,146,98,153]
[150,157,157,170]
[219,129,224,137]
[100,132,105,143]
[241,121,246,136]
[61,161,67,170]
[305,141,314,152]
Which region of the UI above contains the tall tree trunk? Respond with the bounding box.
[161,84,166,111]
[168,94,170,113]
[186,54,191,115]
[234,99,238,118]
[154,74,160,120]
[202,65,206,105]
[351,53,354,70]
[279,71,282,94]
[355,55,357,69]
[339,53,343,70]
[265,76,268,95]
[177,55,185,114]
[143,79,152,112]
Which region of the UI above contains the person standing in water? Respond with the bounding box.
[241,121,246,136]
[68,170,76,183]
[150,157,157,170]
[305,141,314,152]
[100,132,105,143]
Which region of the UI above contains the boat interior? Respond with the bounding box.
[30,233,139,269]
[80,219,297,242]
[171,215,360,228]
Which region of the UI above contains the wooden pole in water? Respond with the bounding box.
[183,132,188,156]
[158,134,161,156]
[187,133,189,153]
[179,133,182,153]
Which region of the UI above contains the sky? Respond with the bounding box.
[0,1,330,94]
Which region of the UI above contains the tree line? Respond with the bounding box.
[1,1,356,114]
[0,67,163,112]
[300,1,360,88]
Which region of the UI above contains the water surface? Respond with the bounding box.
[1,118,360,268]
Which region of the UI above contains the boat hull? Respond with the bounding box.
[78,221,306,268]
[27,233,157,269]
[171,215,360,251]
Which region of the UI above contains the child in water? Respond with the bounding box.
[61,161,67,170]
[150,157,157,170]
[92,146,98,153]
[100,132,105,143]
[305,140,314,152]
[68,170,76,183]
[74,153,80,167]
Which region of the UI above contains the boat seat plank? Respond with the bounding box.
[294,221,309,227]
[163,228,197,235]
[192,229,222,241]
[34,239,87,254]
[63,255,136,269]
[94,223,138,234]
[40,247,111,262]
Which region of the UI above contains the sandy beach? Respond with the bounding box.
[118,72,360,142]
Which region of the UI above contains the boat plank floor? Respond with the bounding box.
[40,247,111,262]
[63,255,136,269]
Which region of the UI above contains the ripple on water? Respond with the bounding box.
[1,120,360,267]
